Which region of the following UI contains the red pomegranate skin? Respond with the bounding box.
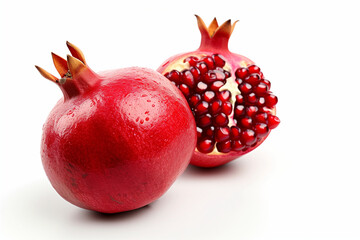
[40,63,196,213]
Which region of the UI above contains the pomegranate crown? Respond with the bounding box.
[195,15,238,51]
[35,42,98,100]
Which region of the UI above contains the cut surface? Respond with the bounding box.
[164,54,279,154]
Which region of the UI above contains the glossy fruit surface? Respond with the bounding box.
[36,42,196,213]
[158,16,280,168]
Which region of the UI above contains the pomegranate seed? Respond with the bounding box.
[197,139,215,153]
[204,126,215,138]
[257,97,265,106]
[165,70,181,85]
[234,105,245,117]
[265,93,278,108]
[260,106,273,114]
[253,123,269,137]
[231,140,245,151]
[203,91,215,102]
[247,93,257,103]
[240,129,257,146]
[214,113,228,127]
[202,56,215,70]
[233,118,238,126]
[224,70,231,79]
[238,83,252,95]
[190,67,201,81]
[179,84,190,97]
[261,79,271,89]
[210,81,225,91]
[218,90,231,102]
[212,54,226,68]
[215,127,230,142]
[259,72,264,79]
[204,70,226,83]
[196,62,208,75]
[196,81,208,93]
[209,100,222,115]
[235,67,249,79]
[196,127,203,138]
[221,101,232,115]
[235,94,244,104]
[195,101,209,115]
[253,82,269,95]
[235,78,243,85]
[216,140,231,153]
[254,113,268,123]
[230,126,241,140]
[184,56,198,67]
[248,65,261,74]
[240,116,252,128]
[245,74,261,86]
[204,71,217,83]
[197,113,212,128]
[181,70,195,88]
[246,106,258,117]
[189,94,201,107]
[213,70,226,81]
[267,115,280,129]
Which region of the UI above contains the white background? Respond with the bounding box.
[1,0,360,239]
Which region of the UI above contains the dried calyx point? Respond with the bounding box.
[196,15,238,37]
[35,42,98,100]
[195,15,238,51]
[36,42,85,83]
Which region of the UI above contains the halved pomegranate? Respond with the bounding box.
[158,16,280,168]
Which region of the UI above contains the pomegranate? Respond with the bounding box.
[158,16,280,168]
[36,42,196,213]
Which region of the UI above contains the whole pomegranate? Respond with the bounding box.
[36,42,196,213]
[158,16,280,168]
